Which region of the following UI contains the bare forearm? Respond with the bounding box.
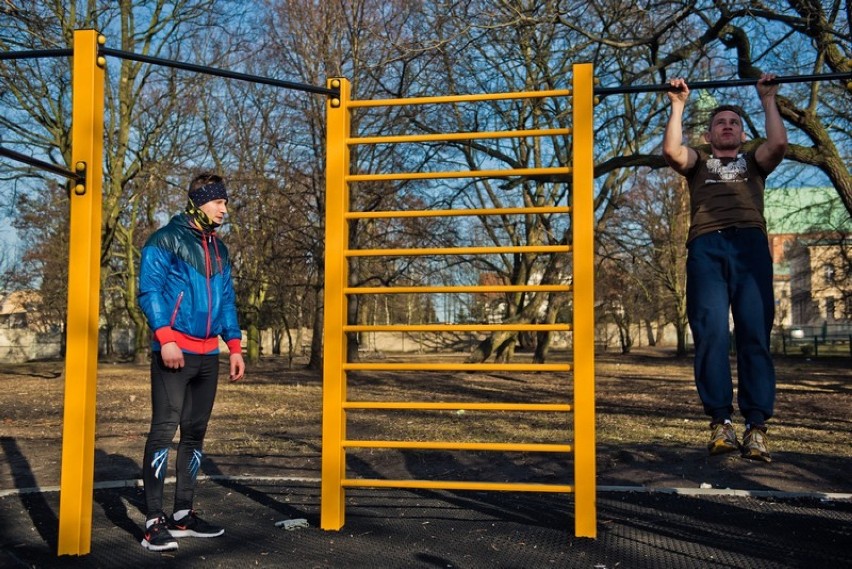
[762,95,787,149]
[754,74,787,170]
[663,103,690,171]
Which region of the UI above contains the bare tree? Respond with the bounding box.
[563,0,852,214]
[3,0,847,363]
[390,1,588,362]
[613,169,691,355]
[263,0,454,365]
[8,181,69,349]
[0,1,248,360]
[555,0,850,354]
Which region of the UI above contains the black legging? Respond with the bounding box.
[142,352,219,518]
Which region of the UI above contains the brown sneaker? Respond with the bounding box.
[741,425,772,463]
[708,421,739,455]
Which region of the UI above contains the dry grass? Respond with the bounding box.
[1,349,850,493]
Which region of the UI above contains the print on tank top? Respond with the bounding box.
[705,154,748,183]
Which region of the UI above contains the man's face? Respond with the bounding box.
[705,110,746,151]
[199,198,228,225]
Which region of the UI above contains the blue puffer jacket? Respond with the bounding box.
[138,212,242,355]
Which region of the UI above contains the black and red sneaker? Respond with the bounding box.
[167,510,225,538]
[141,515,178,551]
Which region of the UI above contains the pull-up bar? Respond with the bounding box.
[0,48,72,60]
[0,145,83,182]
[0,48,80,181]
[1,41,338,188]
[98,47,339,97]
[595,71,852,96]
[0,46,337,96]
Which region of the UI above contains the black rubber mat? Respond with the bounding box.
[1,480,850,568]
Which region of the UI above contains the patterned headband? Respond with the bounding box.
[188,181,229,206]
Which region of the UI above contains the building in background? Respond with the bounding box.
[765,187,851,333]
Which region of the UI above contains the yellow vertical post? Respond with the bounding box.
[571,62,597,538]
[57,29,105,556]
[321,77,351,530]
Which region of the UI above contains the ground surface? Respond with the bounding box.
[1,348,849,496]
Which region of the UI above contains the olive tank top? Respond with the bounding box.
[685,149,770,244]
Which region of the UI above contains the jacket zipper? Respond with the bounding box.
[204,234,213,338]
[170,291,184,327]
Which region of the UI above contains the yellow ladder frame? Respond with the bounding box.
[321,63,596,538]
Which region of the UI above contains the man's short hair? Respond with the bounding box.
[189,172,223,193]
[708,105,745,128]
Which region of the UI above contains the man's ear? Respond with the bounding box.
[741,132,747,142]
[703,132,710,142]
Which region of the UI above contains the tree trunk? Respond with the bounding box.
[644,320,657,346]
[467,329,518,363]
[246,320,260,363]
[676,322,688,357]
[616,315,633,354]
[132,320,149,365]
[307,285,323,371]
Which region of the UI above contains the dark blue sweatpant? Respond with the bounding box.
[686,227,775,426]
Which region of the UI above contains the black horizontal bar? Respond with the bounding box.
[594,71,852,96]
[0,48,73,61]
[99,47,339,97]
[0,145,82,181]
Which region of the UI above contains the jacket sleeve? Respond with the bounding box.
[137,239,178,343]
[219,248,243,354]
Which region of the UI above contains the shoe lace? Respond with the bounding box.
[746,428,767,446]
[146,518,167,538]
[712,423,733,438]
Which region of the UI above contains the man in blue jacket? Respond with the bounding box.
[137,172,245,551]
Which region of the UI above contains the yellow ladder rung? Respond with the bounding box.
[342,478,575,493]
[347,166,571,182]
[345,244,571,257]
[344,324,571,332]
[343,401,572,412]
[343,440,572,453]
[346,205,571,219]
[347,89,572,108]
[350,127,572,145]
[343,362,572,372]
[346,284,572,294]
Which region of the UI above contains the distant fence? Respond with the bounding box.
[0,327,311,363]
[3,324,848,363]
[777,324,852,357]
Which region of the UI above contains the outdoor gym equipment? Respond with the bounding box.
[1,31,849,556]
